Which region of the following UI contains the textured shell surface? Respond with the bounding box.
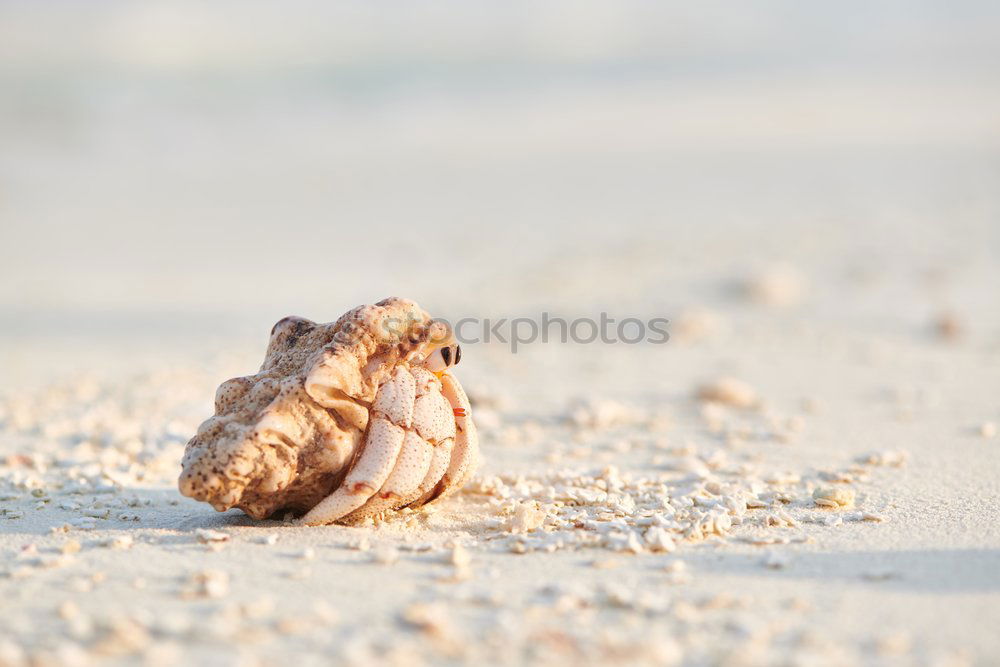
[178,297,476,522]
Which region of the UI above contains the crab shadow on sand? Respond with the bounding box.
[3,485,499,542]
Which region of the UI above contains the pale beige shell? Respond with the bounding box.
[178,297,477,521]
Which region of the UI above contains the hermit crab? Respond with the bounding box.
[178,297,479,525]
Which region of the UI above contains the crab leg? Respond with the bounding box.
[343,430,434,521]
[301,367,414,525]
[426,372,479,503]
[408,437,454,508]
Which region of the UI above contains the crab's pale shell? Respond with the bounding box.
[178,297,479,522]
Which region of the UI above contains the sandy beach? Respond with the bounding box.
[2,3,999,665]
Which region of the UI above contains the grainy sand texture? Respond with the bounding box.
[2,3,1000,666]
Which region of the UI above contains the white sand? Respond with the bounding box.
[2,4,1000,665]
[2,280,998,665]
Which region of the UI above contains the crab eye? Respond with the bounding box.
[421,344,461,373]
[421,348,447,372]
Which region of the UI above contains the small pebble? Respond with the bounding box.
[194,528,230,544]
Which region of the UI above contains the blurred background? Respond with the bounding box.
[1,0,999,387]
[3,8,999,663]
